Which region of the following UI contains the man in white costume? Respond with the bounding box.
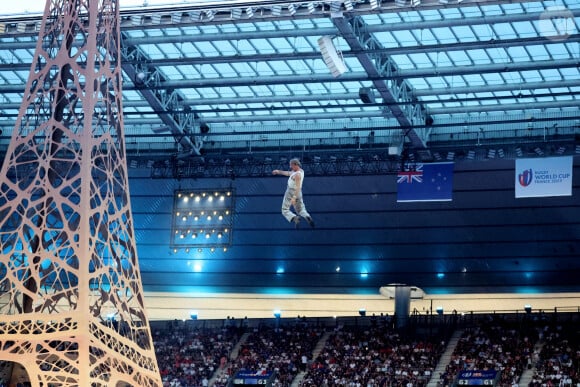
[272,158,315,228]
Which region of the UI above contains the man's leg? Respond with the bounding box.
[294,198,315,227]
[281,191,299,224]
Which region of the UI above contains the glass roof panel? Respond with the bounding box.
[157,43,180,58]
[162,27,182,37]
[264,37,292,53]
[413,28,436,44]
[389,54,414,69]
[450,26,476,42]
[141,29,163,38]
[376,12,403,25]
[470,24,494,40]
[285,84,307,95]
[159,65,182,79]
[459,6,484,18]
[198,64,219,78]
[391,30,419,46]
[418,9,445,21]
[540,69,565,81]
[234,86,255,98]
[479,4,508,16]
[0,71,24,84]
[138,44,164,59]
[511,21,537,38]
[481,73,505,85]
[269,60,292,75]
[446,50,473,66]
[465,49,491,65]
[438,7,463,20]
[429,27,457,44]
[5,93,23,103]
[235,21,257,33]
[11,49,33,62]
[247,38,276,54]
[545,42,574,58]
[408,53,432,68]
[192,41,219,58]
[526,45,552,61]
[559,67,580,79]
[447,76,468,88]
[491,23,516,39]
[426,52,451,68]
[506,46,531,62]
[520,70,542,82]
[372,31,398,48]
[196,24,220,35]
[500,3,526,14]
[228,62,255,77]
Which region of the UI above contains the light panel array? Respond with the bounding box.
[171,189,234,251]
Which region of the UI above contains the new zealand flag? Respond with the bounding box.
[397,162,454,202]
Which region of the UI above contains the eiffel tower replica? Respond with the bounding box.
[0,0,162,385]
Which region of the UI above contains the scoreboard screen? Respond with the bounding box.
[456,370,497,386]
[231,370,274,385]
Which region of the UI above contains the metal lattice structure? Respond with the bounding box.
[0,0,161,386]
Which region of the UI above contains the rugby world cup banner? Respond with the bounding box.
[515,156,573,198]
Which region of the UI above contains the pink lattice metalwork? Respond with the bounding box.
[0,0,162,385]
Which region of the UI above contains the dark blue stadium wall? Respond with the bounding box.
[129,157,580,296]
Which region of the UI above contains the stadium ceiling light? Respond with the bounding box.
[231,8,242,19]
[330,1,342,13]
[131,15,142,26]
[190,11,201,22]
[272,5,282,16]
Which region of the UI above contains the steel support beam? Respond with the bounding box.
[120,35,202,157]
[332,14,429,148]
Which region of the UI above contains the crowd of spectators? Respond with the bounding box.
[299,322,446,387]
[150,313,580,387]
[437,315,538,387]
[214,319,325,387]
[152,321,241,387]
[528,320,580,386]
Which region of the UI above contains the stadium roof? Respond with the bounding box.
[0,0,578,170]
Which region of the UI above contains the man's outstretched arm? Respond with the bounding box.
[272,169,291,176]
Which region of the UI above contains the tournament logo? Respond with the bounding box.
[518,168,533,187]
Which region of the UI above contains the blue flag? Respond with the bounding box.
[397,162,454,202]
